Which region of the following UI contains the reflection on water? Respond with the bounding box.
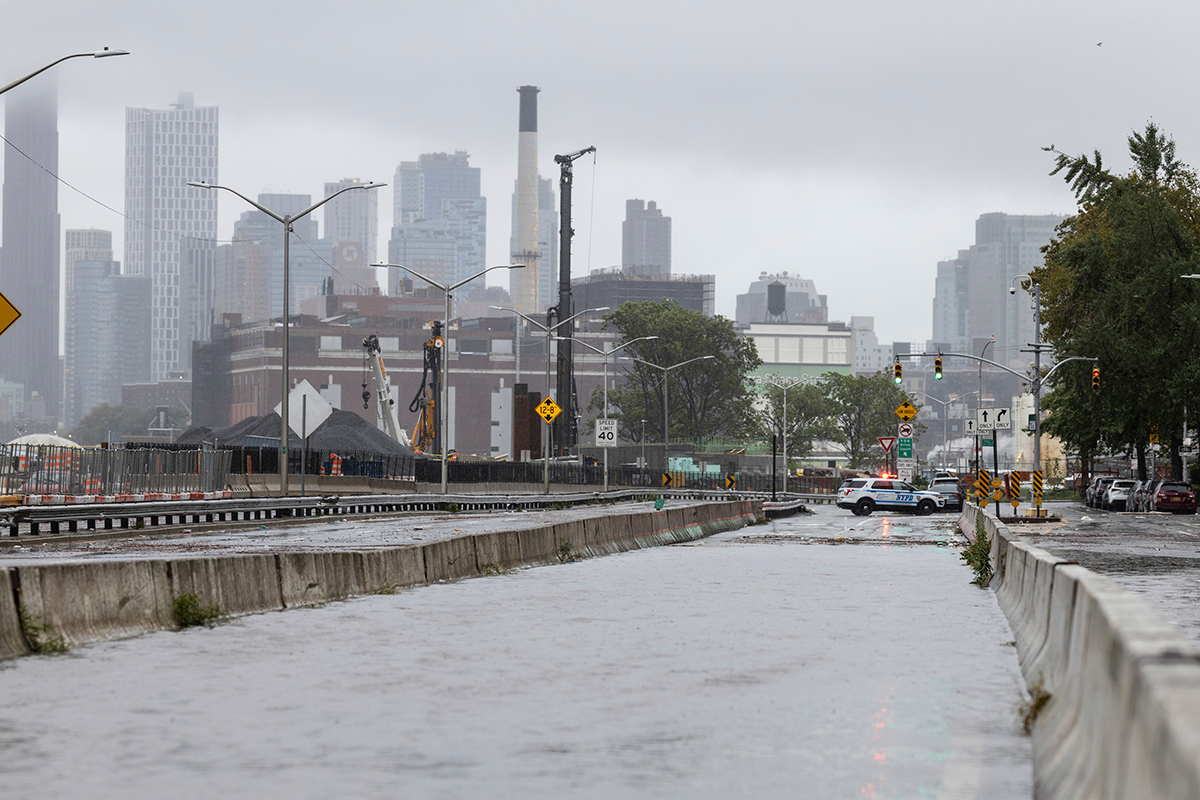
[0,509,1030,798]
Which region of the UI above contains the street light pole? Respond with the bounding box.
[913,390,979,471]
[1013,274,1045,478]
[0,48,129,97]
[625,354,716,471]
[757,375,802,493]
[492,305,608,494]
[380,264,526,493]
[191,181,384,496]
[563,335,658,492]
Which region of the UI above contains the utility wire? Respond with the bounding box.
[2,132,380,294]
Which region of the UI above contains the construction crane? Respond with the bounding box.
[361,334,412,447]
[407,321,444,456]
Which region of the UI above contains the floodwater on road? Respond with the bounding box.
[0,505,1031,799]
[1015,501,1200,643]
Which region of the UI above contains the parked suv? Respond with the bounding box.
[1102,479,1135,511]
[837,478,946,516]
[1087,477,1115,508]
[1149,482,1197,514]
[927,478,965,512]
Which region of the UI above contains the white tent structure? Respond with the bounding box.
[7,434,81,448]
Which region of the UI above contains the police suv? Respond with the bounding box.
[837,477,946,516]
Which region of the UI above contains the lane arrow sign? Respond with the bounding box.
[0,292,21,338]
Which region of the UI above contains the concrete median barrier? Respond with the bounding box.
[472,531,523,572]
[169,554,284,616]
[518,525,558,565]
[423,535,479,582]
[0,568,29,659]
[15,561,173,647]
[963,501,1200,798]
[1,500,757,660]
[278,551,366,607]
[362,547,425,592]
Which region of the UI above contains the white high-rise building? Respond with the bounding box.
[390,151,485,290]
[125,92,218,381]
[323,177,379,293]
[63,229,113,426]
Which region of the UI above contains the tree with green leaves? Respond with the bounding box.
[591,300,762,443]
[751,380,837,461]
[1038,122,1200,480]
[822,371,913,469]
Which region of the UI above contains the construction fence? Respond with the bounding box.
[0,444,232,496]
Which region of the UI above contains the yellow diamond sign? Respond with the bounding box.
[0,292,21,338]
[536,397,562,423]
[895,400,918,423]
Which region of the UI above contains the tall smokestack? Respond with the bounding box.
[511,85,540,315]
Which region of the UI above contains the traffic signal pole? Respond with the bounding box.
[897,349,1097,487]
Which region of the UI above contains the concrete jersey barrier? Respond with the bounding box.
[962,503,1200,798]
[1,499,762,660]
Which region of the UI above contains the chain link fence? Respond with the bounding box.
[0,444,233,495]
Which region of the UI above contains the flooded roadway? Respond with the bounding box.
[0,505,1031,798]
[1012,501,1200,642]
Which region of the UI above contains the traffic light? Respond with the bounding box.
[893,361,903,384]
[934,357,943,380]
[1092,367,1100,390]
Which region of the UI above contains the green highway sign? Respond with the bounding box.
[983,438,994,447]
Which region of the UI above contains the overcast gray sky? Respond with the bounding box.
[3,0,1191,343]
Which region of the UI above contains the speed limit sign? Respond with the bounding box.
[594,418,617,447]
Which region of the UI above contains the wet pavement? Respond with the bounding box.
[0,500,687,564]
[1004,501,1200,642]
[0,504,1032,798]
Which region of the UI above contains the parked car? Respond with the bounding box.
[927,478,965,512]
[1128,480,1148,512]
[1141,479,1164,512]
[1102,479,1135,511]
[1086,477,1115,508]
[1149,481,1197,514]
[837,478,947,516]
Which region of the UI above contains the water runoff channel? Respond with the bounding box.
[0,502,1031,798]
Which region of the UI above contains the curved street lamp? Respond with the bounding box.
[0,48,129,97]
[623,354,716,461]
[381,264,526,493]
[491,305,608,494]
[560,335,658,492]
[190,180,385,495]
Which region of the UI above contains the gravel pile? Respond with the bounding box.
[177,410,413,456]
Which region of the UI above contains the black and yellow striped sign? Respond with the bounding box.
[1007,473,1021,508]
[1032,470,1044,506]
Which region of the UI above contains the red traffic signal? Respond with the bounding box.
[1092,367,1100,390]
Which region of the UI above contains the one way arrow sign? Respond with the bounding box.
[993,408,1011,430]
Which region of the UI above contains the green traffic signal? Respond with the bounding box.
[893,361,903,384]
[934,357,943,380]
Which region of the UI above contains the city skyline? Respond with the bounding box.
[5,0,1166,346]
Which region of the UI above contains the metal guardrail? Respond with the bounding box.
[0,487,767,539]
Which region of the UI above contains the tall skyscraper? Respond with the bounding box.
[220,194,326,323]
[70,259,151,423]
[389,151,486,293]
[622,199,671,278]
[511,176,558,313]
[63,229,114,426]
[0,81,60,421]
[323,177,379,294]
[931,256,969,355]
[932,213,1064,371]
[125,92,219,381]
